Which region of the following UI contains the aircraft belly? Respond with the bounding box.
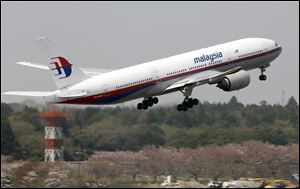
[109,77,185,104]
[242,53,277,70]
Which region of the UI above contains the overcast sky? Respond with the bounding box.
[1,1,299,106]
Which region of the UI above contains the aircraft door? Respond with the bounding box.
[232,49,240,60]
[226,51,233,62]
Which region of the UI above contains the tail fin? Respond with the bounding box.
[37,37,88,89]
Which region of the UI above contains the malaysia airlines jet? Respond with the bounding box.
[3,37,282,111]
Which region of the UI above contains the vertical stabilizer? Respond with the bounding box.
[37,37,88,89]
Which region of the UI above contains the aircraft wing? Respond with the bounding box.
[16,62,114,77]
[164,67,243,93]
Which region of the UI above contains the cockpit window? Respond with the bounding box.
[275,42,278,47]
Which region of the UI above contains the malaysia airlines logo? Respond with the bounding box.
[50,56,73,79]
[194,51,223,64]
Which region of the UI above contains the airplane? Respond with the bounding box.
[3,37,282,111]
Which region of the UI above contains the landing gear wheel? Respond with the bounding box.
[187,100,193,108]
[182,104,188,111]
[148,101,154,107]
[182,101,189,108]
[152,97,159,104]
[192,98,199,105]
[259,75,267,81]
[137,103,143,110]
[142,104,148,110]
[259,66,267,81]
[142,99,148,105]
[177,104,183,111]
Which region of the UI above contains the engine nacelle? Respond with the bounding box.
[217,70,250,91]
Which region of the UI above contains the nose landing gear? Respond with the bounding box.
[259,66,267,81]
[259,75,267,81]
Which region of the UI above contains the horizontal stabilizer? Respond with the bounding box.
[16,61,114,77]
[16,62,49,70]
[2,91,52,97]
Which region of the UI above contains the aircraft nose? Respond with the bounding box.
[271,40,282,59]
[272,40,282,53]
[275,42,282,54]
[278,46,282,54]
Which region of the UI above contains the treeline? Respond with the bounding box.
[1,96,299,161]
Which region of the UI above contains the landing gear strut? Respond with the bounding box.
[137,97,159,110]
[259,66,267,81]
[177,85,199,111]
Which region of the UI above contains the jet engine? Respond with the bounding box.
[217,70,250,91]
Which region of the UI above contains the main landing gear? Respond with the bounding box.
[177,85,199,111]
[137,97,159,110]
[259,66,267,81]
[177,98,199,111]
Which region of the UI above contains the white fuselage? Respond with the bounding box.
[48,38,282,105]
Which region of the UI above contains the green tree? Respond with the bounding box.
[137,124,166,147]
[21,106,43,131]
[1,118,16,155]
[228,95,243,108]
[1,103,13,119]
[285,97,299,126]
[1,118,22,158]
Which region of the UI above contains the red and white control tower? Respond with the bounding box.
[39,107,67,162]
